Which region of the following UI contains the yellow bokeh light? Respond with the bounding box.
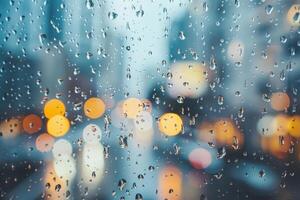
[122,98,143,119]
[288,116,300,137]
[84,97,106,119]
[158,113,183,136]
[44,99,66,119]
[167,62,209,98]
[47,115,70,137]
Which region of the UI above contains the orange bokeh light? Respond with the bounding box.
[158,165,182,200]
[22,114,42,134]
[0,117,23,138]
[270,92,290,111]
[35,133,55,152]
[44,99,66,119]
[214,119,244,147]
[84,97,106,119]
[44,162,68,199]
[287,4,300,26]
[288,115,300,138]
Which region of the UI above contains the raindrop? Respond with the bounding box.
[136,8,144,17]
[279,70,285,81]
[55,184,61,192]
[217,95,224,105]
[66,190,71,198]
[177,96,184,104]
[232,136,239,150]
[217,147,226,159]
[137,174,144,179]
[92,171,96,178]
[178,31,186,40]
[166,72,173,79]
[45,182,51,189]
[262,93,270,102]
[86,52,93,60]
[148,165,155,171]
[238,107,244,118]
[259,170,265,178]
[265,5,273,15]
[118,178,127,191]
[119,136,128,148]
[39,33,47,46]
[173,143,180,155]
[85,0,94,9]
[104,146,109,158]
[293,12,300,23]
[135,193,143,200]
[108,12,118,20]
[234,0,240,8]
[280,35,287,44]
[203,2,208,11]
[210,56,217,70]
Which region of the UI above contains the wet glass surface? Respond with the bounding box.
[1,0,300,199]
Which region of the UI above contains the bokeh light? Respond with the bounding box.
[211,119,244,147]
[158,165,182,200]
[198,119,243,148]
[167,62,209,98]
[0,117,23,138]
[80,143,105,189]
[44,99,66,119]
[84,97,106,119]
[287,4,300,26]
[270,92,290,111]
[188,147,212,169]
[22,114,42,134]
[52,139,72,158]
[273,114,290,136]
[44,162,69,199]
[82,124,102,144]
[227,40,244,63]
[261,134,293,159]
[158,112,183,136]
[288,115,300,138]
[197,122,216,144]
[134,111,153,132]
[122,98,143,119]
[47,115,70,137]
[54,154,76,181]
[35,133,55,152]
[257,115,276,137]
